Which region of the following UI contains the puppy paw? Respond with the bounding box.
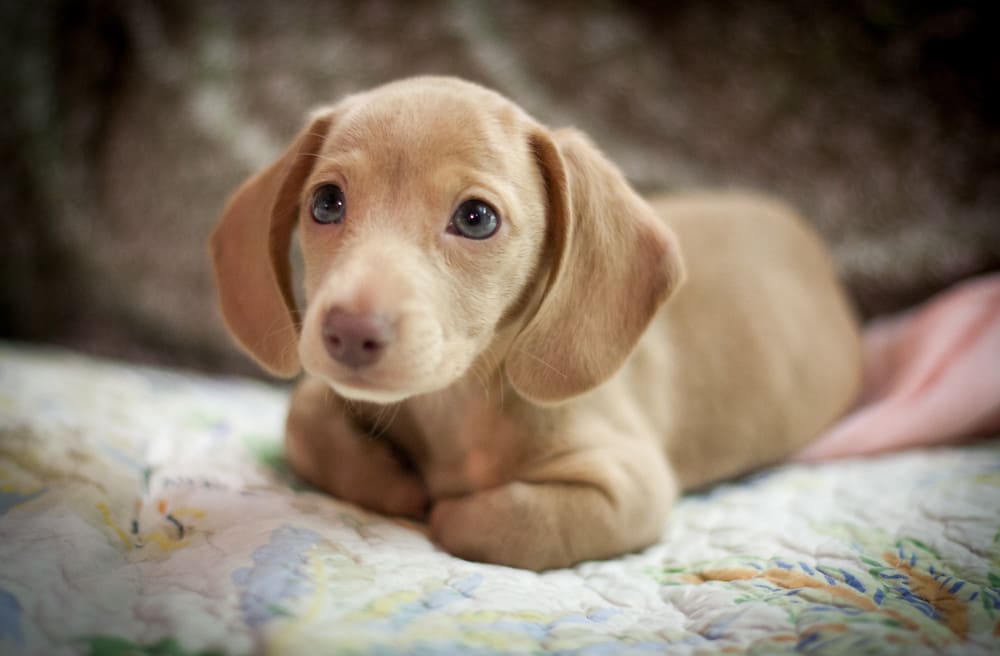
[285,423,429,520]
[339,447,429,520]
[429,483,560,569]
[363,448,429,520]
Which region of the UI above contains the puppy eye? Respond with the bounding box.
[449,199,500,240]
[311,184,346,225]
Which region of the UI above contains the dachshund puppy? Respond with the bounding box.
[211,76,861,570]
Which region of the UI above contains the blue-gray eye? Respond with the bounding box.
[449,199,500,240]
[311,184,346,224]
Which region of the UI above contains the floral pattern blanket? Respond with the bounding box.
[0,344,998,655]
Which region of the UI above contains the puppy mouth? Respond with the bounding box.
[318,368,413,404]
[313,350,465,404]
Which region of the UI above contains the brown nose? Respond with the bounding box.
[321,307,393,369]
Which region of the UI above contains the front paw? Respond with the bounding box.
[286,423,429,520]
[429,483,571,570]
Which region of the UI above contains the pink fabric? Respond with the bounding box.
[794,273,1000,462]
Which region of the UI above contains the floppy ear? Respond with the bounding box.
[209,112,334,377]
[506,128,685,403]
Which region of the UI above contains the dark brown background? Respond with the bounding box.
[2,0,998,378]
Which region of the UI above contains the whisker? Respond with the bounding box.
[245,314,300,370]
[375,403,401,440]
[369,401,400,440]
[469,362,490,401]
[299,149,340,164]
[320,382,341,411]
[256,313,299,345]
[510,347,567,380]
[483,346,505,408]
[370,404,388,438]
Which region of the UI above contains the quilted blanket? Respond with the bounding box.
[1,344,998,655]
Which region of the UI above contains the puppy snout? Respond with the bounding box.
[322,307,394,369]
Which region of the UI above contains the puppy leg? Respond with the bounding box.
[430,444,676,570]
[285,376,429,519]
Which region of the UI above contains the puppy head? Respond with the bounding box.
[211,77,682,404]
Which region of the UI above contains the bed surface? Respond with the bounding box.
[1,344,998,655]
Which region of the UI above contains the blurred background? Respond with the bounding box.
[2,0,998,378]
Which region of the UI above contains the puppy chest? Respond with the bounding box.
[391,400,537,497]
